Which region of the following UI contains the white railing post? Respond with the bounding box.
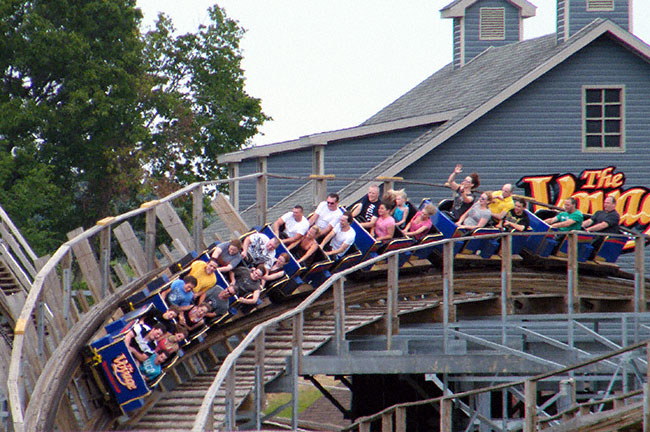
[443,241,455,354]
[225,366,235,431]
[98,221,112,297]
[501,233,512,345]
[254,330,265,430]
[192,186,204,251]
[228,163,240,211]
[636,235,646,313]
[524,380,537,432]
[256,158,267,227]
[386,254,399,350]
[334,278,346,355]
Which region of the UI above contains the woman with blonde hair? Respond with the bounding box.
[404,204,436,241]
[392,189,409,229]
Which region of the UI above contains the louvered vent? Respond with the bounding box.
[480,8,505,40]
[587,0,614,11]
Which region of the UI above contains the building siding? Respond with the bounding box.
[463,0,521,64]
[267,149,313,209]
[397,35,650,270]
[236,148,312,211]
[235,126,430,212]
[568,0,630,37]
[237,159,258,211]
[399,36,650,205]
[324,126,432,195]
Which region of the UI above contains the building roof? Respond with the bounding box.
[219,18,650,215]
[362,32,558,127]
[440,0,536,19]
[335,19,650,206]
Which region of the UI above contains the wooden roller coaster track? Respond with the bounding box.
[6,173,648,432]
[32,258,635,432]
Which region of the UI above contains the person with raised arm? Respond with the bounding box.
[446,164,480,222]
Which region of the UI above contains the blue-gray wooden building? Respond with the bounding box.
[218,0,650,254]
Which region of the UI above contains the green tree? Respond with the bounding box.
[0,0,147,245]
[141,6,269,187]
[0,2,268,253]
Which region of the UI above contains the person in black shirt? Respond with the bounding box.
[352,185,380,229]
[219,265,266,305]
[502,198,530,232]
[582,196,621,257]
[446,164,480,222]
[582,196,620,234]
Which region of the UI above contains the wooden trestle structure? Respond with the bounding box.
[2,173,649,432]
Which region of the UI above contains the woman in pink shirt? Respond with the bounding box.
[371,202,396,242]
[404,204,436,241]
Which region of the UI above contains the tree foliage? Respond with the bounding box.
[140,7,268,186]
[0,1,268,253]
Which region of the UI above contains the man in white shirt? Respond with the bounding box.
[273,205,310,245]
[309,193,343,239]
[321,211,356,260]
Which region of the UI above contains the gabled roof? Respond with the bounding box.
[338,19,650,206]
[218,110,460,163]
[440,0,536,19]
[362,32,557,126]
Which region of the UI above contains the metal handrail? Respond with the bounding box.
[190,228,644,431]
[7,167,646,432]
[344,340,650,431]
[7,174,263,432]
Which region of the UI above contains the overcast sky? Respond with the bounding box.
[137,1,650,147]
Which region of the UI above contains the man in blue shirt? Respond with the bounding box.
[163,275,197,310]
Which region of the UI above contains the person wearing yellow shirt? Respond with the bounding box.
[489,183,514,221]
[189,259,219,297]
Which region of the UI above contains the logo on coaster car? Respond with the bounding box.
[112,353,137,390]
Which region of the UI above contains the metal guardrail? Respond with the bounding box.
[6,169,648,432]
[190,230,648,431]
[343,340,650,432]
[7,174,261,432]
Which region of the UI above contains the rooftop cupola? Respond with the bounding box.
[441,0,536,68]
[557,0,632,44]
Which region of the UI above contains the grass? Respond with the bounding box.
[263,384,323,418]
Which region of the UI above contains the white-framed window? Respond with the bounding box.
[587,0,614,12]
[479,8,505,40]
[582,86,625,152]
